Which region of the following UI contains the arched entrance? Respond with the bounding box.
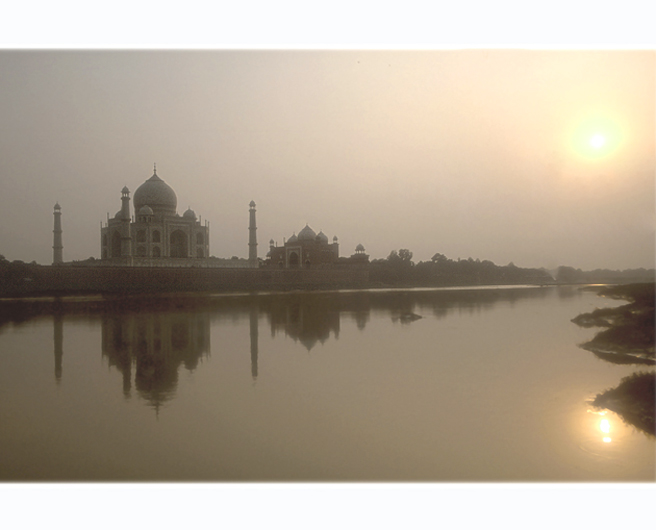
[111,231,121,258]
[288,251,299,268]
[170,230,188,258]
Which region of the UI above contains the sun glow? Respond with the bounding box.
[567,113,624,161]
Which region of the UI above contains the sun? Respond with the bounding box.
[567,113,624,161]
[589,133,606,149]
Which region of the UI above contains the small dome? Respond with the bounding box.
[249,200,256,208]
[333,236,338,242]
[269,239,275,245]
[122,186,130,194]
[183,207,196,220]
[139,205,154,216]
[288,233,298,243]
[356,243,365,252]
[316,231,329,243]
[298,224,317,241]
[54,202,61,210]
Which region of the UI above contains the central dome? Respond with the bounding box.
[298,224,317,241]
[133,170,177,216]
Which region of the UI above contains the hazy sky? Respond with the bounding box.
[0,50,653,270]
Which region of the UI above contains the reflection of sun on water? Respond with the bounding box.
[585,409,616,445]
[600,418,612,443]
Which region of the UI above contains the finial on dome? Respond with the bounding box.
[153,162,157,175]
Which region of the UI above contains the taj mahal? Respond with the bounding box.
[99,165,215,266]
[52,165,368,269]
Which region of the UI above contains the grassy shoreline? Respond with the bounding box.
[573,283,655,437]
[572,283,655,365]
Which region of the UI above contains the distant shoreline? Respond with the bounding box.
[1,258,654,299]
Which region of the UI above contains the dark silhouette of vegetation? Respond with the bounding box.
[556,265,654,284]
[0,255,37,293]
[593,372,655,437]
[369,250,552,287]
[3,251,653,297]
[573,284,655,437]
[572,283,655,365]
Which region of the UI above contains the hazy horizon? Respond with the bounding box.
[0,50,653,270]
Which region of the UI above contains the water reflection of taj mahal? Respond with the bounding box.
[48,288,556,411]
[101,311,211,410]
[97,298,341,408]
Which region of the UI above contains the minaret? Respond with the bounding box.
[120,186,132,259]
[120,186,131,220]
[248,200,258,266]
[53,203,63,265]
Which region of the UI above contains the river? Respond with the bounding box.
[0,285,653,481]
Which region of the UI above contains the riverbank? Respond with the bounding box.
[592,372,655,436]
[0,263,370,297]
[572,283,655,437]
[572,283,655,365]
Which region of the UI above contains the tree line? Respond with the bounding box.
[555,266,654,284]
[368,250,553,286]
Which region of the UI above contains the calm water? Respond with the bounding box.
[0,286,653,481]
